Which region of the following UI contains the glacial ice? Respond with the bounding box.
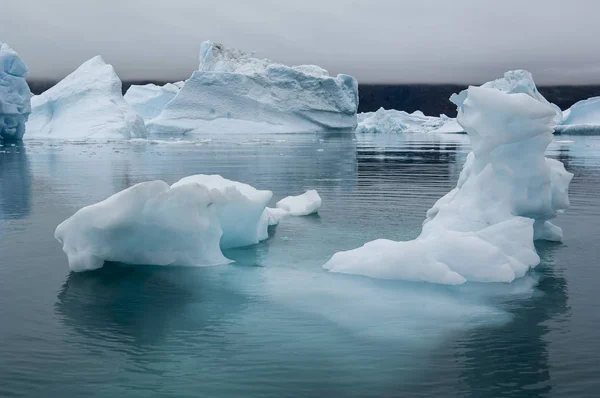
[324,71,572,285]
[147,40,358,135]
[26,56,146,140]
[0,43,31,141]
[276,190,322,216]
[55,180,229,272]
[556,96,600,134]
[172,174,272,248]
[356,108,462,134]
[56,175,273,271]
[124,82,183,121]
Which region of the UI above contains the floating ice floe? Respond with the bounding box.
[55,174,323,271]
[26,56,146,140]
[146,40,358,135]
[124,81,183,121]
[556,96,600,134]
[264,190,322,226]
[0,43,31,141]
[356,108,463,134]
[56,175,273,271]
[324,70,573,285]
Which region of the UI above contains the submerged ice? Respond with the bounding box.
[0,43,31,141]
[147,41,358,135]
[324,70,572,285]
[26,56,146,140]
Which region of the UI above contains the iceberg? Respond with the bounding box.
[275,190,322,216]
[124,81,183,121]
[356,108,408,134]
[26,56,146,140]
[556,96,600,134]
[356,108,462,134]
[172,174,272,248]
[264,190,322,225]
[147,41,358,135]
[324,71,572,285]
[0,43,31,141]
[56,175,272,272]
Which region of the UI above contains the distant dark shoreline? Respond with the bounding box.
[27,79,600,118]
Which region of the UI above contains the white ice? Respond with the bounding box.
[172,174,272,248]
[56,175,273,271]
[556,96,600,134]
[124,82,183,121]
[275,190,322,216]
[324,70,572,285]
[26,56,146,140]
[0,43,31,141]
[264,190,322,225]
[356,108,462,134]
[147,40,358,135]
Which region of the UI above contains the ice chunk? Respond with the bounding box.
[26,56,146,140]
[276,190,322,216]
[124,82,182,121]
[0,43,31,141]
[56,175,274,271]
[356,107,408,134]
[55,181,229,272]
[264,207,289,226]
[172,175,272,248]
[453,69,563,124]
[324,70,572,285]
[556,96,600,134]
[356,108,462,134]
[147,40,358,135]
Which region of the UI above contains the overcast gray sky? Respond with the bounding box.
[2,0,599,84]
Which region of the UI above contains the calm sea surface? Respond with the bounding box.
[1,133,599,397]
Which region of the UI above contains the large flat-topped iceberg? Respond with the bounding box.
[26,56,146,140]
[147,41,358,135]
[124,82,183,121]
[356,108,462,134]
[56,174,273,272]
[0,43,31,141]
[324,71,572,285]
[556,96,600,134]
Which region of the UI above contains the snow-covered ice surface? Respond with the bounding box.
[356,108,463,134]
[26,56,146,140]
[0,43,31,141]
[556,96,600,134]
[324,72,573,284]
[124,82,183,121]
[147,40,358,135]
[56,174,274,271]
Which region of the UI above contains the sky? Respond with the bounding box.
[2,0,600,84]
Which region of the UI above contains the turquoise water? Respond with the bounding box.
[1,133,599,397]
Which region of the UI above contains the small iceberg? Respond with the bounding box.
[56,175,273,272]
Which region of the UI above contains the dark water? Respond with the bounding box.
[0,133,599,397]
